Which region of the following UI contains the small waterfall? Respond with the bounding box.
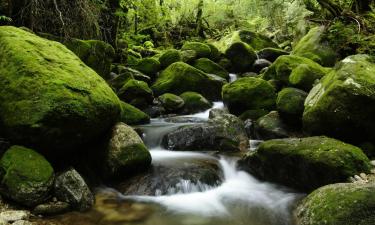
[229,73,238,82]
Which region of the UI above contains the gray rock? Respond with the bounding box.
[253,59,272,73]
[54,168,94,212]
[163,112,248,151]
[254,111,298,140]
[11,220,34,225]
[0,210,30,223]
[33,201,70,215]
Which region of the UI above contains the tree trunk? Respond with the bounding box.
[196,0,205,38]
[316,0,342,17]
[352,0,373,13]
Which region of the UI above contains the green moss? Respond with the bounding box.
[133,57,161,76]
[264,55,328,91]
[276,87,307,122]
[118,143,152,170]
[159,49,182,68]
[181,50,198,64]
[303,54,375,143]
[239,109,269,121]
[193,58,229,79]
[118,79,153,104]
[257,47,289,62]
[254,111,292,139]
[65,39,115,80]
[222,77,276,115]
[293,26,338,67]
[119,101,150,125]
[206,43,221,61]
[0,26,121,152]
[180,92,212,114]
[181,42,211,58]
[127,49,142,66]
[296,182,375,225]
[151,62,226,101]
[225,42,257,73]
[0,145,54,206]
[239,136,371,191]
[158,93,185,112]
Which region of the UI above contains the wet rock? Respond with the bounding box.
[193,58,229,79]
[12,221,34,225]
[33,201,70,216]
[0,146,54,206]
[222,77,276,116]
[181,42,211,58]
[276,88,307,125]
[109,67,150,91]
[159,49,182,69]
[225,42,257,73]
[158,93,185,112]
[104,123,152,178]
[143,105,166,118]
[163,112,248,151]
[0,210,30,223]
[116,158,223,195]
[238,136,371,192]
[295,182,375,225]
[119,101,150,125]
[117,79,154,109]
[54,168,94,211]
[244,119,255,139]
[133,58,161,77]
[257,47,289,62]
[254,111,298,140]
[253,59,272,74]
[179,92,212,114]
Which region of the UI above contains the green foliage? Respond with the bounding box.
[0,15,12,22]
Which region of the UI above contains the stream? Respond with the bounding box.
[44,74,302,225]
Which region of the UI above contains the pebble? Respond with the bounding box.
[0,210,30,223]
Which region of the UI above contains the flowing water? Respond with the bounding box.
[43,79,302,225]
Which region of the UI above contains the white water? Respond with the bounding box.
[229,73,238,82]
[183,101,225,120]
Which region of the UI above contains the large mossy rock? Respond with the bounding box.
[238,136,371,192]
[119,101,150,125]
[263,55,328,91]
[118,79,154,108]
[158,93,185,112]
[65,39,115,80]
[105,123,152,178]
[293,26,338,67]
[109,67,150,91]
[0,26,121,153]
[303,54,375,143]
[151,62,226,101]
[181,42,211,58]
[257,48,289,62]
[0,146,54,206]
[276,87,307,123]
[180,92,212,114]
[193,58,229,80]
[159,49,182,69]
[222,77,276,115]
[133,58,161,76]
[295,182,375,225]
[254,111,297,140]
[225,42,257,73]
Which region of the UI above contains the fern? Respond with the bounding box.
[0,15,12,22]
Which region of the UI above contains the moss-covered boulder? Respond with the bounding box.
[180,92,213,114]
[263,55,328,91]
[118,79,153,108]
[295,182,375,225]
[109,67,150,91]
[193,58,229,79]
[181,50,198,64]
[152,62,226,101]
[293,26,338,67]
[158,93,185,112]
[133,58,161,76]
[257,47,289,62]
[0,146,54,206]
[207,43,221,61]
[276,88,307,123]
[159,49,182,68]
[238,136,371,191]
[303,54,375,143]
[127,49,142,66]
[254,111,296,140]
[65,39,115,80]
[225,42,257,73]
[181,42,211,58]
[222,77,276,115]
[0,26,121,153]
[105,123,152,178]
[119,101,150,125]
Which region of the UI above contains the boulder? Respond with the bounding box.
[293,26,338,67]
[163,111,249,151]
[152,62,227,101]
[263,55,328,91]
[159,49,182,68]
[133,58,161,76]
[119,101,150,125]
[181,42,211,58]
[54,168,94,211]
[303,55,375,143]
[181,50,198,64]
[65,39,115,80]
[193,58,229,79]
[254,111,297,140]
[225,42,257,73]
[179,92,212,114]
[238,136,371,191]
[222,77,276,115]
[253,59,272,74]
[104,123,151,177]
[158,93,185,112]
[33,201,70,216]
[276,88,307,124]
[206,43,221,61]
[117,79,154,108]
[0,26,121,153]
[295,182,375,225]
[109,67,150,91]
[0,146,54,206]
[257,48,289,62]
